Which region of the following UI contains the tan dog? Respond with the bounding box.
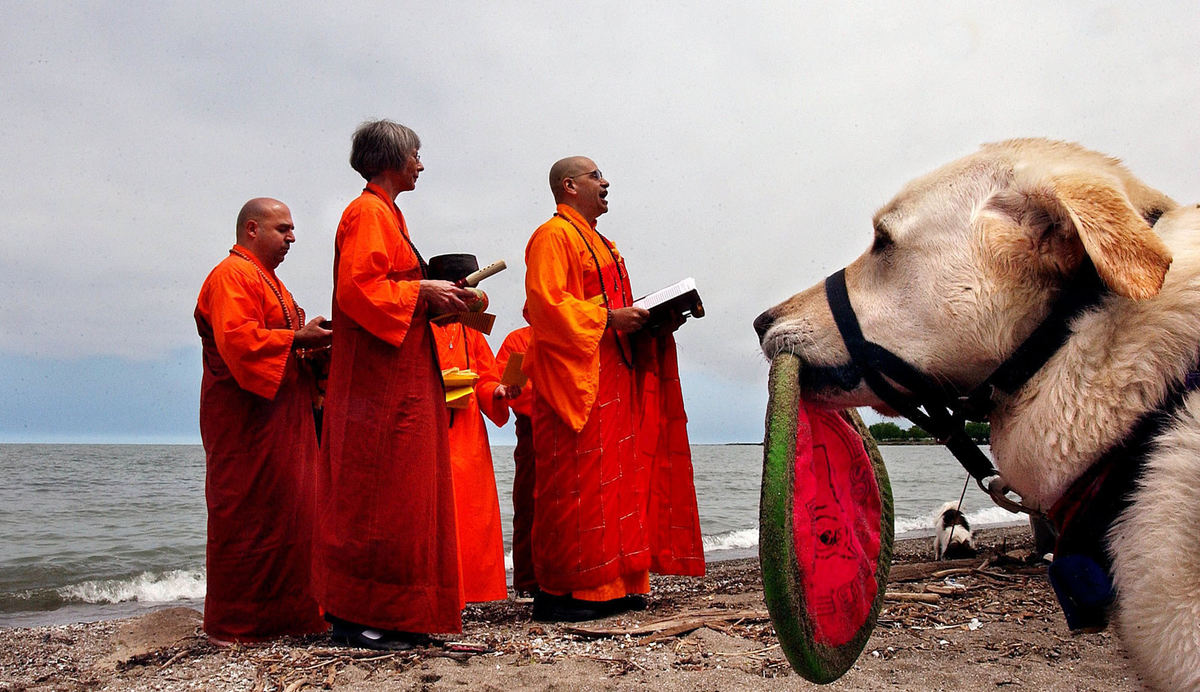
[755,139,1200,690]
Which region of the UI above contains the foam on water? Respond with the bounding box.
[894,505,1022,536]
[58,569,206,605]
[703,527,759,553]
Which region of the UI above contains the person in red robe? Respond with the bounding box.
[428,254,519,604]
[495,324,537,596]
[195,197,332,644]
[523,156,706,622]
[312,121,477,650]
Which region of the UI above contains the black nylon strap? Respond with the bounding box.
[971,262,1105,407]
[825,270,999,482]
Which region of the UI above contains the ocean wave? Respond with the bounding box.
[702,527,759,553]
[894,505,1023,535]
[58,569,206,605]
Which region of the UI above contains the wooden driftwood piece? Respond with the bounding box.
[886,558,984,583]
[562,608,769,641]
[885,592,941,604]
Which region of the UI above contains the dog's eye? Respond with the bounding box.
[871,227,893,254]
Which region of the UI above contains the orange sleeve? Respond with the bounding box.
[469,330,509,427]
[198,262,294,400]
[524,219,607,431]
[334,197,422,347]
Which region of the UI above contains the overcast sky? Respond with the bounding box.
[2,2,1198,443]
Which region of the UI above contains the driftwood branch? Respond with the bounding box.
[885,592,941,604]
[562,608,768,640]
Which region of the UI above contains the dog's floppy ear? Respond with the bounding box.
[1049,175,1172,299]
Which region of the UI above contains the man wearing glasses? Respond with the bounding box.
[522,156,705,622]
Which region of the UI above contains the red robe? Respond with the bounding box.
[523,205,705,596]
[495,327,537,593]
[313,184,462,634]
[195,246,325,642]
[432,323,509,603]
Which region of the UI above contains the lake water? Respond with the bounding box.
[0,443,1015,628]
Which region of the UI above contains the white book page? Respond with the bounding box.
[633,277,696,309]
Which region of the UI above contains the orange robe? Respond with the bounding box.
[523,205,705,598]
[313,184,462,634]
[194,246,325,642]
[495,327,537,593]
[432,323,509,603]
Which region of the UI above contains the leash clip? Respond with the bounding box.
[978,474,1040,517]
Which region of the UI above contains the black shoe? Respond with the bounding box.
[325,614,416,651]
[619,594,648,611]
[532,592,606,622]
[330,626,414,651]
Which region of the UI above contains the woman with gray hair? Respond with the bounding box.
[313,119,475,650]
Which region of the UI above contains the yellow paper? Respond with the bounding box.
[500,353,528,387]
[445,386,473,408]
[441,368,479,388]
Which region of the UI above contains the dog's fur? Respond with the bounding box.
[756,139,1200,690]
[933,501,976,560]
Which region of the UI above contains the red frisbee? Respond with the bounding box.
[760,353,894,683]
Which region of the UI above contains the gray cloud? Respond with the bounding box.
[2,2,1197,439]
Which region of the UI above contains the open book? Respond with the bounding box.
[633,277,704,328]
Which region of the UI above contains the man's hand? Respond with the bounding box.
[494,384,523,400]
[608,307,650,333]
[420,280,475,315]
[648,311,687,335]
[294,316,333,349]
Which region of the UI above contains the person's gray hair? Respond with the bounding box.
[349,120,420,181]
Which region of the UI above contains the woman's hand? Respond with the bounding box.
[420,280,475,315]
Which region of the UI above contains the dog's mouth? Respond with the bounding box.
[789,359,900,416]
[799,361,862,395]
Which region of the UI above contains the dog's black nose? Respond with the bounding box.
[753,311,775,340]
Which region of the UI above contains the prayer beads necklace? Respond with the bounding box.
[555,213,629,306]
[365,186,428,278]
[230,247,300,330]
[554,213,633,369]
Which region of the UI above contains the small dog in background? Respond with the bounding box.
[934,501,976,560]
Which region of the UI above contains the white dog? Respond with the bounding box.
[933,501,976,560]
[755,139,1200,690]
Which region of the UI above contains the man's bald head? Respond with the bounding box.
[235,198,295,270]
[549,156,596,203]
[236,198,288,242]
[547,156,609,225]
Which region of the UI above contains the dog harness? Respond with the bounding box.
[822,260,1198,630]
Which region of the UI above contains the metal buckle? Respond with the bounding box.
[977,474,1039,516]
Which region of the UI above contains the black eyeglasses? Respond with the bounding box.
[569,169,603,181]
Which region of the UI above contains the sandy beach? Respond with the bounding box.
[0,524,1141,691]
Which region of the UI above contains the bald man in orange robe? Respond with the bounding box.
[195,197,332,643]
[313,121,476,650]
[523,157,705,622]
[495,325,537,595]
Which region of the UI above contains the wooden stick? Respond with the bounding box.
[885,591,941,604]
